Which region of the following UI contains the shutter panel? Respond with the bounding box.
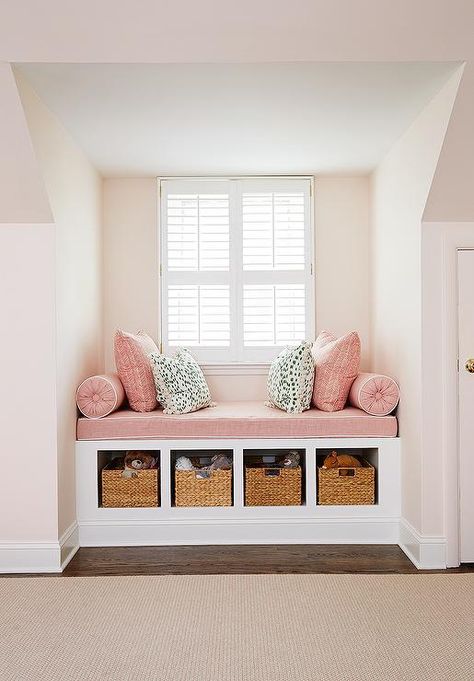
[242,285,274,346]
[242,192,305,271]
[243,284,306,347]
[167,285,199,345]
[274,284,306,344]
[168,285,230,347]
[167,194,229,271]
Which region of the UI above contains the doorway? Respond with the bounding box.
[458,249,474,563]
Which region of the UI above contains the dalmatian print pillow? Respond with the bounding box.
[149,348,215,415]
[266,342,315,414]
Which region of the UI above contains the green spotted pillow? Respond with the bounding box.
[266,342,315,414]
[149,348,214,415]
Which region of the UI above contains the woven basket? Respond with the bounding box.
[102,462,159,508]
[245,466,302,506]
[317,459,375,505]
[175,469,232,507]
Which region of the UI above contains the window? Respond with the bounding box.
[160,177,314,364]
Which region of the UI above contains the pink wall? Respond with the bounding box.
[0,62,59,546]
[102,178,159,371]
[0,63,51,223]
[0,2,472,63]
[370,68,462,536]
[424,63,474,221]
[0,225,58,542]
[315,177,370,368]
[421,222,474,565]
[17,74,104,538]
[419,62,474,553]
[1,0,473,560]
[102,176,371,400]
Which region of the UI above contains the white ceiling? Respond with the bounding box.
[18,62,457,177]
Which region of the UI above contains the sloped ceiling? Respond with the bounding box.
[18,62,457,176]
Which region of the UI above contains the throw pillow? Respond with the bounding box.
[149,348,214,415]
[311,330,361,412]
[114,329,159,412]
[76,373,125,419]
[266,342,315,414]
[348,372,400,416]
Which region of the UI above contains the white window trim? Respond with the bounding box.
[158,175,315,366]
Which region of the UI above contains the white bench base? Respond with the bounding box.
[76,436,401,548]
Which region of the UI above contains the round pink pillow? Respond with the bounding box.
[348,373,400,416]
[76,374,125,419]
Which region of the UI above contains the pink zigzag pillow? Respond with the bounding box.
[311,330,361,412]
[114,329,158,412]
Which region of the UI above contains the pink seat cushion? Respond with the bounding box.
[76,374,125,419]
[77,401,397,440]
[311,331,361,412]
[349,373,400,416]
[114,330,158,412]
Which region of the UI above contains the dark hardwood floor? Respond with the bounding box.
[4,546,472,578]
[60,545,474,576]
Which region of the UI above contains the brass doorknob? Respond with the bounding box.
[466,359,474,373]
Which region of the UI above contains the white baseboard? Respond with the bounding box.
[78,517,400,546]
[6,518,446,571]
[0,521,79,574]
[0,541,61,573]
[29,515,413,565]
[60,521,80,571]
[399,518,446,569]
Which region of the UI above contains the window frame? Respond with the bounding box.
[158,176,315,369]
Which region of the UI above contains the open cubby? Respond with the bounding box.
[243,448,306,506]
[170,449,234,507]
[97,449,161,508]
[316,448,378,506]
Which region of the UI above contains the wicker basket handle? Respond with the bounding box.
[338,468,356,477]
[264,468,281,477]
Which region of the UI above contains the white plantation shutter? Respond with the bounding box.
[160,178,313,363]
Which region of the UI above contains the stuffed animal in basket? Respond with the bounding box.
[124,451,156,470]
[281,451,300,468]
[322,451,361,476]
[209,454,232,470]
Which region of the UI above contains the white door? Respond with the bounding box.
[458,249,474,563]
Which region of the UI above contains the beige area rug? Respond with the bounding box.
[1,574,473,681]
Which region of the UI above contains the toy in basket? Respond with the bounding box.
[123,451,157,476]
[175,454,232,507]
[318,451,375,505]
[245,450,302,506]
[101,451,159,508]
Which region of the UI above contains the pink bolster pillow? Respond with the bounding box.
[76,373,125,419]
[348,373,400,416]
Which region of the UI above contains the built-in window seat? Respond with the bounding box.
[77,401,398,441]
[75,400,401,552]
